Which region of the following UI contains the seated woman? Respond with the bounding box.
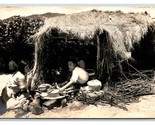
[5,61,28,98]
[1,64,29,110]
[59,58,89,93]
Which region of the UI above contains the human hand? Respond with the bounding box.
[58,88,66,95]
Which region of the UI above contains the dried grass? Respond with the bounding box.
[32,10,155,59]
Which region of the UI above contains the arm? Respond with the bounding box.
[59,68,78,92]
[59,80,74,92]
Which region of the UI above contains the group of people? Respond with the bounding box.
[2,56,90,113]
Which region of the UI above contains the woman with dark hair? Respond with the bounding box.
[59,58,89,92]
[1,60,30,110]
[3,60,28,102]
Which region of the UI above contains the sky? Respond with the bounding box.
[0,6,155,19]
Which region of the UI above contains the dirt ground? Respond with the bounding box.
[0,74,155,118]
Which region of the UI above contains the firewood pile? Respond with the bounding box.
[75,72,155,111]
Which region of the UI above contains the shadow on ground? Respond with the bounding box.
[0,96,7,116]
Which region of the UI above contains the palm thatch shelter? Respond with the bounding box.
[29,10,155,86]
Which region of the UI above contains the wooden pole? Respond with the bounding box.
[96,34,100,78]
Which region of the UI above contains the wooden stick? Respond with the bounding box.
[96,34,100,77]
[127,62,152,81]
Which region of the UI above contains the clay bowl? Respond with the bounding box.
[87,79,102,91]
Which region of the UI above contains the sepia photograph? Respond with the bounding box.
[1,5,155,118]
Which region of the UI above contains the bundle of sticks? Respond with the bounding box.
[76,77,155,111]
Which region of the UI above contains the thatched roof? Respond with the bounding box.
[32,10,155,59]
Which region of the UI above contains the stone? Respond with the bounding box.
[29,104,44,115]
[43,99,57,110]
[68,101,84,110]
[61,98,67,107]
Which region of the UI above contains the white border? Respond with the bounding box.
[0,119,155,125]
[0,0,155,5]
[0,0,155,125]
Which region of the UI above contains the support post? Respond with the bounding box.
[96,34,100,78]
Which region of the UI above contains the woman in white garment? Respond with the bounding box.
[1,65,28,110]
[59,58,89,92]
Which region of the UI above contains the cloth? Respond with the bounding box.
[2,85,29,108]
[70,67,89,84]
[6,94,29,110]
[8,71,26,90]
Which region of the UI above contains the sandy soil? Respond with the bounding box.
[0,74,155,118]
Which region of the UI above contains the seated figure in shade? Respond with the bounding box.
[59,58,89,93]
